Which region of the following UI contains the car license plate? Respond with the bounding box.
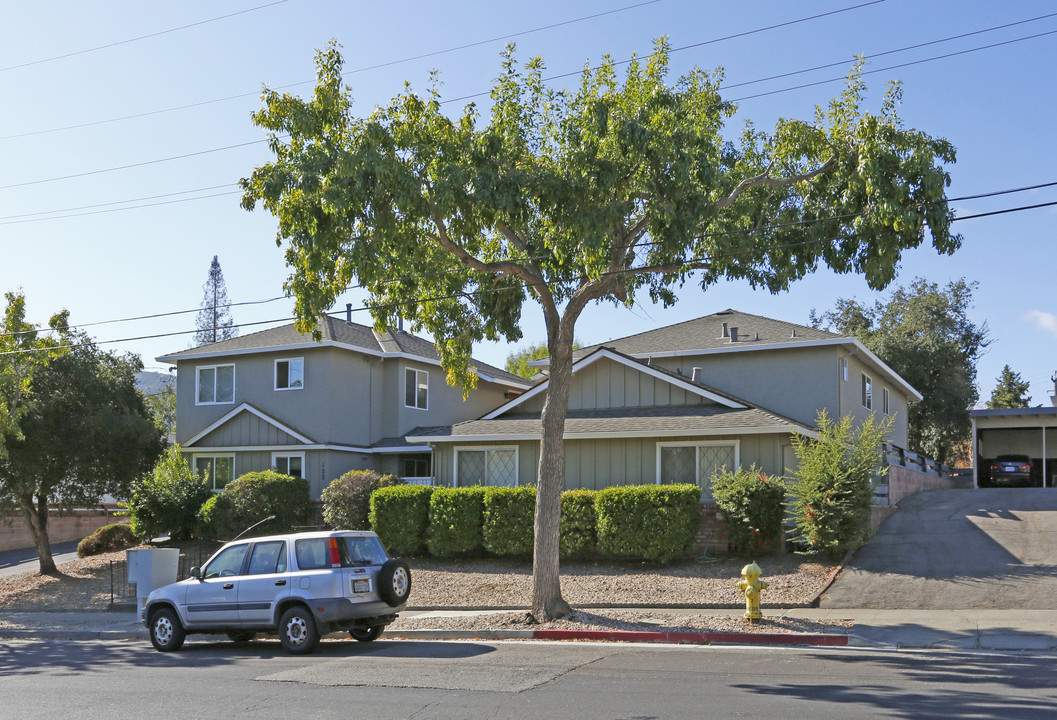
[352,579,370,594]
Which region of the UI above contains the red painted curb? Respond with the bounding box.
[531,629,847,646]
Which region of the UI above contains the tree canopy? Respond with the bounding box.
[987,364,1031,409]
[813,278,988,464]
[0,295,162,572]
[241,40,960,618]
[504,340,579,380]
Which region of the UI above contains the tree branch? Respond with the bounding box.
[716,155,836,209]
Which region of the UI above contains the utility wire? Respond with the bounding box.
[3,17,1055,194]
[1,197,1051,356]
[0,1,662,141]
[0,1,290,73]
[2,180,1054,338]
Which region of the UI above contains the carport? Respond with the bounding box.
[971,404,1057,488]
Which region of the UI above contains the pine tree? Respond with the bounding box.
[987,364,1031,409]
[193,256,237,346]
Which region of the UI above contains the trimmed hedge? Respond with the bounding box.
[482,487,536,556]
[370,485,434,555]
[77,523,137,558]
[322,469,401,530]
[596,484,700,563]
[198,470,311,540]
[560,489,597,559]
[427,487,487,557]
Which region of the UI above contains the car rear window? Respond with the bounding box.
[294,536,389,569]
[295,538,330,570]
[340,536,388,567]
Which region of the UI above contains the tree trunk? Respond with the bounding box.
[531,321,575,620]
[17,492,57,574]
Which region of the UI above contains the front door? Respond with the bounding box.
[183,543,247,627]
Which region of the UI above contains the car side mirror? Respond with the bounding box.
[189,566,202,580]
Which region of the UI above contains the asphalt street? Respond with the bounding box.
[822,488,1057,609]
[1,638,1055,720]
[0,540,79,578]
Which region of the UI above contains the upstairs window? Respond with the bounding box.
[197,364,234,405]
[862,373,873,410]
[405,368,428,410]
[275,358,304,390]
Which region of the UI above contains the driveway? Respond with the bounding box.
[821,488,1057,609]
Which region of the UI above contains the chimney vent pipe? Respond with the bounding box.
[729,326,739,342]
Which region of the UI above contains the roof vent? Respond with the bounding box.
[721,322,729,338]
[791,328,798,338]
[691,367,703,383]
[346,303,352,324]
[754,332,759,341]
[729,326,739,343]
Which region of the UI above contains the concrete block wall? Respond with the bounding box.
[888,464,957,506]
[0,509,125,553]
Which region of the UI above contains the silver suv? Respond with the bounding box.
[142,530,411,654]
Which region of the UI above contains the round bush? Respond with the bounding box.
[198,470,311,540]
[322,470,401,530]
[77,523,138,558]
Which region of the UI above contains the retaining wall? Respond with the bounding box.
[0,509,125,553]
[887,464,957,506]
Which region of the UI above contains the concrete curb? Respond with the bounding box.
[0,629,148,641]
[405,602,816,612]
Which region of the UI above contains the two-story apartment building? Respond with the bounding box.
[158,315,531,498]
[407,309,919,497]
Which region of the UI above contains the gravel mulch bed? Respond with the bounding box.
[0,550,841,636]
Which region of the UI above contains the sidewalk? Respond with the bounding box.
[3,607,1056,651]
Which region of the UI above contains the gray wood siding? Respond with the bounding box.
[430,432,791,490]
[517,357,714,414]
[195,411,302,447]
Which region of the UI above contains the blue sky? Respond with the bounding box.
[2,0,1055,404]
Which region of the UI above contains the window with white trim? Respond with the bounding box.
[657,442,738,500]
[272,452,305,478]
[455,447,518,487]
[861,373,873,410]
[196,364,234,405]
[400,453,432,481]
[840,357,849,382]
[194,455,235,491]
[274,358,304,390]
[405,368,428,410]
[882,387,890,415]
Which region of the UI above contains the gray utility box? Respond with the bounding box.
[127,548,179,610]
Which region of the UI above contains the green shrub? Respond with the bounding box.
[120,445,212,541]
[198,470,311,540]
[77,523,137,557]
[322,469,401,530]
[560,489,597,559]
[788,410,895,555]
[595,484,700,563]
[711,465,787,555]
[427,487,487,557]
[370,484,434,555]
[482,486,536,556]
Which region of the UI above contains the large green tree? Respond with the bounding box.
[987,364,1031,409]
[0,318,162,573]
[813,278,988,464]
[504,339,580,380]
[241,41,960,618]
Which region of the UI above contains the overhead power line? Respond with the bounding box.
[3,15,1055,194]
[1,195,1052,354]
[0,1,290,73]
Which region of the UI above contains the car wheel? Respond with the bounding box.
[149,607,186,652]
[226,630,256,644]
[350,625,384,642]
[278,606,320,654]
[377,559,411,607]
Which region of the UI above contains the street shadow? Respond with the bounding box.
[0,637,495,677]
[850,622,1057,651]
[732,649,1057,719]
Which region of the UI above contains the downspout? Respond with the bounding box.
[971,416,978,489]
[1043,424,1047,489]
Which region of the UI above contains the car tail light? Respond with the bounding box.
[328,537,342,568]
[1019,463,1031,472]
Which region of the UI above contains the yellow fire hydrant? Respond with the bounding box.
[736,561,768,623]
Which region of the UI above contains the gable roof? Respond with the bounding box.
[484,346,748,420]
[571,308,839,359]
[157,315,530,389]
[554,308,921,402]
[184,402,315,447]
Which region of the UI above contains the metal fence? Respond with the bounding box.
[108,542,224,606]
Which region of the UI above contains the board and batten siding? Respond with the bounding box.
[518,358,716,413]
[429,432,791,490]
[193,411,302,447]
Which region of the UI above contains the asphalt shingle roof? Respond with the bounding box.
[407,404,808,440]
[573,308,841,359]
[158,315,527,386]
